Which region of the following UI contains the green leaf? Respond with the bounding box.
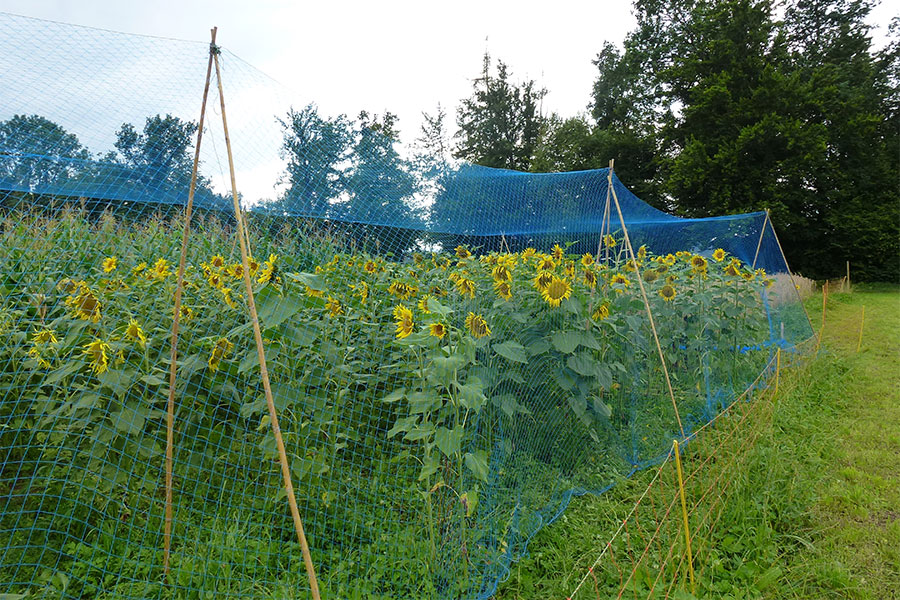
[499,394,531,418]
[567,352,596,377]
[460,489,479,517]
[286,271,325,291]
[43,362,81,386]
[592,396,612,419]
[403,422,434,442]
[407,391,441,414]
[418,453,440,481]
[456,377,487,412]
[381,388,406,403]
[551,331,581,354]
[387,416,418,438]
[112,400,148,435]
[464,450,490,482]
[434,426,463,457]
[492,340,528,363]
[282,322,319,347]
[425,297,453,316]
[257,288,305,330]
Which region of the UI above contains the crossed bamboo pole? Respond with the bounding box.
[163,30,321,599]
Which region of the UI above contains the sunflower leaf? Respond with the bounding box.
[492,341,528,363]
[434,426,463,457]
[464,450,490,482]
[551,331,580,354]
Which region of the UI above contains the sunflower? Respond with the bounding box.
[150,258,171,280]
[583,268,597,288]
[208,338,234,371]
[57,278,80,294]
[393,305,414,339]
[455,277,476,299]
[388,281,417,300]
[610,273,630,289]
[248,257,260,276]
[102,256,117,273]
[31,328,58,345]
[27,346,51,369]
[228,263,244,279]
[551,243,565,261]
[82,339,111,374]
[125,319,147,346]
[592,303,610,321]
[428,322,448,339]
[494,280,513,300]
[492,264,512,283]
[655,263,669,274]
[643,269,660,283]
[690,255,708,273]
[724,263,741,277]
[325,296,343,317]
[208,272,224,289]
[659,284,677,302]
[351,281,369,304]
[257,254,279,285]
[536,255,556,271]
[464,312,491,338]
[455,245,472,259]
[520,248,537,262]
[305,285,324,298]
[413,252,424,265]
[68,284,102,323]
[430,285,447,297]
[180,305,194,321]
[221,288,239,309]
[564,261,576,278]
[541,275,572,307]
[712,248,726,262]
[740,270,755,281]
[418,295,433,313]
[533,271,554,292]
[581,253,595,267]
[604,234,617,248]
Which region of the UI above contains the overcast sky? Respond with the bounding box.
[1,0,895,201]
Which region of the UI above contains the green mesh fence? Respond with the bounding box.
[0,12,813,599]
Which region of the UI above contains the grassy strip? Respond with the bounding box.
[495,288,899,599]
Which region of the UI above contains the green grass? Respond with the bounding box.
[494,287,900,599]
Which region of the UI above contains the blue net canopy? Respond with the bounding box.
[0,11,812,600]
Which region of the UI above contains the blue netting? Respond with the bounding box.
[0,12,813,600]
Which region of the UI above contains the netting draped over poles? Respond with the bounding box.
[0,12,812,600]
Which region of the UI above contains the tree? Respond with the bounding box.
[113,114,201,190]
[0,114,90,190]
[454,52,546,170]
[274,104,353,217]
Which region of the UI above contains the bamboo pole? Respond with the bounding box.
[164,27,217,576]
[595,160,613,264]
[846,261,851,293]
[673,439,696,593]
[608,166,685,436]
[773,348,781,397]
[856,306,865,353]
[751,210,770,270]
[815,282,828,354]
[212,44,322,600]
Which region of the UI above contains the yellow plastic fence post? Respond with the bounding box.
[856,306,865,353]
[673,439,696,593]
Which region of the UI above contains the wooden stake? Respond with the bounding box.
[751,210,769,270]
[608,166,685,436]
[815,282,828,354]
[773,348,781,397]
[599,159,614,264]
[212,44,322,600]
[846,261,851,293]
[856,306,865,353]
[164,27,217,576]
[673,439,696,593]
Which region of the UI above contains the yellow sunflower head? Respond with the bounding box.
[581,253,595,267]
[32,328,59,345]
[455,277,476,299]
[82,339,111,374]
[610,273,630,288]
[210,255,225,269]
[536,255,556,271]
[125,318,147,346]
[464,312,491,339]
[492,264,512,283]
[417,295,433,313]
[208,338,234,371]
[325,296,344,317]
[551,243,565,261]
[151,258,171,280]
[393,304,414,339]
[643,269,660,283]
[690,255,708,272]
[455,245,472,260]
[660,284,677,302]
[69,284,102,323]
[533,271,554,292]
[712,248,726,262]
[364,260,377,274]
[604,234,617,248]
[257,254,279,285]
[428,322,447,339]
[592,303,610,321]
[494,280,512,300]
[101,256,117,273]
[583,268,597,288]
[541,275,573,308]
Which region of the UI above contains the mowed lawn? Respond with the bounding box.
[495,287,899,599]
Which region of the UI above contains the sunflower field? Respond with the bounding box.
[0,204,798,599]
